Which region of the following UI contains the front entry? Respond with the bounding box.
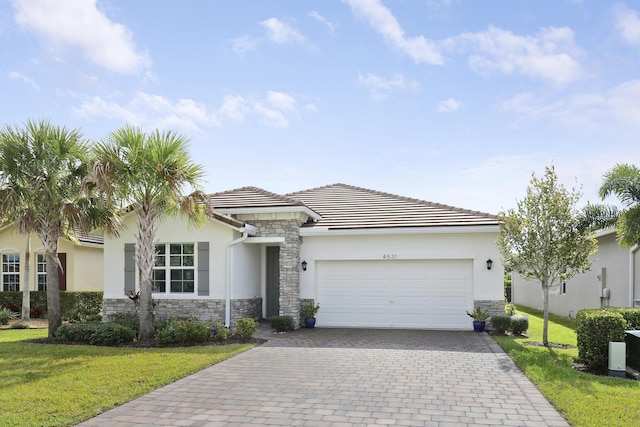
[266,246,280,317]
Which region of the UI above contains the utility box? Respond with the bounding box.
[625,331,640,371]
[608,342,626,378]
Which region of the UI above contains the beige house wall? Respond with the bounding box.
[0,227,104,292]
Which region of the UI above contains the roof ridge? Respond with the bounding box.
[289,183,497,218]
[210,186,306,207]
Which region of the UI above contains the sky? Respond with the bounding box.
[1,0,640,215]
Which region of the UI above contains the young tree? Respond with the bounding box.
[599,163,640,247]
[0,119,119,337]
[84,125,213,341]
[497,166,597,346]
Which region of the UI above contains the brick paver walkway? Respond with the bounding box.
[77,328,568,426]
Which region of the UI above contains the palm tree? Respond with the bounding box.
[84,125,213,341]
[599,163,640,248]
[0,119,119,337]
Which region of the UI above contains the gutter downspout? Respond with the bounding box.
[226,231,249,327]
[630,244,640,308]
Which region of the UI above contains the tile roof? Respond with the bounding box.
[209,186,305,209]
[287,183,498,229]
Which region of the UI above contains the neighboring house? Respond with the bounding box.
[0,226,104,293]
[512,228,640,317]
[102,183,504,329]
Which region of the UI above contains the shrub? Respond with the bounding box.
[0,307,19,325]
[89,323,135,346]
[54,322,135,345]
[490,315,511,334]
[10,320,29,329]
[211,320,229,341]
[504,303,516,316]
[155,318,212,345]
[61,292,103,322]
[30,306,44,318]
[235,318,258,339]
[510,314,529,335]
[618,308,640,330]
[270,316,294,332]
[54,323,99,342]
[110,313,140,335]
[576,309,627,374]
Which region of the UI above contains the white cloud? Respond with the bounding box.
[74,90,305,131]
[499,79,640,130]
[436,98,464,113]
[13,0,151,74]
[231,35,259,56]
[456,26,583,85]
[357,72,420,100]
[8,71,39,90]
[343,0,444,65]
[74,92,219,132]
[309,11,336,35]
[260,17,305,45]
[613,3,640,47]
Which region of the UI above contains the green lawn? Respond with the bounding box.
[494,306,640,427]
[0,329,254,427]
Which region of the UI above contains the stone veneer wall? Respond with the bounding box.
[250,219,304,328]
[474,299,505,317]
[103,297,262,327]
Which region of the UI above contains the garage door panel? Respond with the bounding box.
[317,259,472,329]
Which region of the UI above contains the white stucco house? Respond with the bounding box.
[512,228,640,317]
[103,183,504,329]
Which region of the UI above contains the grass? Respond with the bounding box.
[0,328,254,427]
[493,305,640,427]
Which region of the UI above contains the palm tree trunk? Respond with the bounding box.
[22,234,31,323]
[43,235,61,337]
[136,206,157,341]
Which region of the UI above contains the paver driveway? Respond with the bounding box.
[78,328,568,427]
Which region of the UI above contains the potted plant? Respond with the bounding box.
[301,301,320,328]
[466,306,489,332]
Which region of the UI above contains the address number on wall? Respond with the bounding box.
[382,254,398,260]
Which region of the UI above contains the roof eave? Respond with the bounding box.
[299,224,500,236]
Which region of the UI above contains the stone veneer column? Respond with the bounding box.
[251,219,303,327]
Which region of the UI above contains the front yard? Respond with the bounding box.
[494,305,640,427]
[0,328,254,427]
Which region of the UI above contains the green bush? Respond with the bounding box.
[0,291,103,320]
[235,318,258,339]
[490,315,511,333]
[504,303,516,316]
[89,323,135,346]
[10,320,29,329]
[155,318,212,345]
[54,322,100,342]
[0,307,19,325]
[211,320,229,341]
[270,316,294,332]
[510,314,529,335]
[617,308,640,330]
[54,322,135,345]
[576,309,627,374]
[110,313,139,335]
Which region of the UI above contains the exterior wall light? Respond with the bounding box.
[301,260,307,271]
[486,259,493,270]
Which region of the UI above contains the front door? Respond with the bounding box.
[266,246,280,317]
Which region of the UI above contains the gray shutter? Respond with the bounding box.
[197,242,209,296]
[124,243,135,295]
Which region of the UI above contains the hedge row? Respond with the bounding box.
[576,308,640,374]
[0,291,103,321]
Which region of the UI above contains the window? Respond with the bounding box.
[153,243,195,294]
[37,254,47,291]
[561,282,567,295]
[2,253,20,292]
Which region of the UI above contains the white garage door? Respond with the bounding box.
[316,259,473,329]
